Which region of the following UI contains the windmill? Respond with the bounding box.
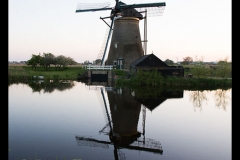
[76,1,166,69]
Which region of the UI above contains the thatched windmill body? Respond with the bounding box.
[76,1,166,70]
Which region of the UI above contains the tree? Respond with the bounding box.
[26,53,42,70]
[55,55,67,70]
[26,53,77,70]
[84,60,91,65]
[191,56,206,78]
[65,56,78,65]
[55,55,77,70]
[182,56,193,65]
[164,59,174,65]
[216,57,231,78]
[41,52,55,70]
[95,59,102,65]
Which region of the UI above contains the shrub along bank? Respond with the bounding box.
[113,70,232,89]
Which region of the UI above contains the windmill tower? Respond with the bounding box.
[76,1,166,70]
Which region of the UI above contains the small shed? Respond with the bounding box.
[130,53,184,77]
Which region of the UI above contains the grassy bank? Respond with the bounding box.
[114,69,231,89]
[8,65,86,83]
[8,65,232,89]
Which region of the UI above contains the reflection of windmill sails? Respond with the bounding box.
[75,87,163,160]
[76,0,166,68]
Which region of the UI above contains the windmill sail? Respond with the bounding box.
[76,2,112,12]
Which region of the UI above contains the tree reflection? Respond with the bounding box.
[189,90,207,111]
[214,89,231,110]
[27,80,75,93]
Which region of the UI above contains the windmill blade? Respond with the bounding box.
[119,2,166,9]
[101,19,113,65]
[75,136,110,149]
[117,2,166,16]
[100,9,119,65]
[76,2,165,14]
[76,2,112,12]
[97,21,111,61]
[135,6,165,17]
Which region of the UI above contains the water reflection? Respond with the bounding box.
[18,80,231,111]
[76,87,166,160]
[8,81,232,160]
[189,89,231,111]
[73,82,231,160]
[189,90,208,111]
[132,87,183,111]
[214,89,231,110]
[22,80,75,93]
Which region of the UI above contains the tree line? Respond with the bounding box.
[26,53,231,78]
[26,52,77,70]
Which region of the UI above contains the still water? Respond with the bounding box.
[8,81,232,160]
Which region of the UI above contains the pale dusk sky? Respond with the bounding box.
[9,0,231,63]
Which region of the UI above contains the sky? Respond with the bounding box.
[9,0,231,63]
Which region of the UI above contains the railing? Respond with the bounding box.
[88,86,113,91]
[84,65,113,70]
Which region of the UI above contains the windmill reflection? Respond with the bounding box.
[75,85,184,159]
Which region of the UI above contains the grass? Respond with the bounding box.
[8,64,232,89]
[21,65,86,80]
[8,65,87,84]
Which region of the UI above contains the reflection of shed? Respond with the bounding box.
[135,90,184,111]
[130,53,184,77]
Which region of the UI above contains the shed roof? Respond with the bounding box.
[130,53,168,67]
[130,54,149,67]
